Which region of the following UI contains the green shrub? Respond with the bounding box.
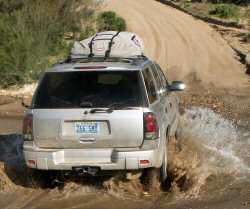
[244,9,250,19]
[0,0,99,88]
[0,2,127,88]
[246,33,250,43]
[98,11,126,32]
[210,4,239,19]
[78,26,96,41]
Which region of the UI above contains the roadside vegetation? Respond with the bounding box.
[98,11,127,32]
[175,1,249,24]
[210,4,240,19]
[246,32,250,42]
[0,1,126,88]
[162,0,249,71]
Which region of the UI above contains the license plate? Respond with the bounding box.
[75,122,99,134]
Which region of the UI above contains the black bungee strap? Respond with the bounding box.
[88,33,98,57]
[105,31,120,59]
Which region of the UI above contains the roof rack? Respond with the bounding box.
[62,55,148,65]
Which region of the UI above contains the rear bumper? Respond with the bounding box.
[23,142,161,171]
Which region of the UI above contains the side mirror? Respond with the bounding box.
[170,81,186,91]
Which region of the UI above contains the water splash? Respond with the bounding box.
[49,181,102,199]
[173,107,250,197]
[179,107,250,173]
[1,108,249,200]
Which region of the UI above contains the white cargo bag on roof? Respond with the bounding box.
[71,31,145,57]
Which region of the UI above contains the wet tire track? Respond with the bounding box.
[2,190,45,209]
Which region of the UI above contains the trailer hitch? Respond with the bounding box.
[72,166,101,176]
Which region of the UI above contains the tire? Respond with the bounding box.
[160,146,167,182]
[142,167,160,191]
[167,136,176,175]
[160,134,176,182]
[23,169,58,189]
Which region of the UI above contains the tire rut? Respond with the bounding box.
[105,0,249,88]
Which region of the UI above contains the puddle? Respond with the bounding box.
[0,107,249,203]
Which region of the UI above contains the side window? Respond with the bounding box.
[142,68,158,104]
[155,63,170,94]
[150,64,162,94]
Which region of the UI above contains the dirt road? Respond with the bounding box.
[105,0,249,88]
[0,1,250,209]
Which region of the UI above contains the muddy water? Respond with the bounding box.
[180,107,250,174]
[172,107,250,196]
[0,108,249,208]
[0,117,23,135]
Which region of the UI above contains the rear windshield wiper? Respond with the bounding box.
[107,106,136,112]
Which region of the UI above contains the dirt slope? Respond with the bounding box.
[104,0,249,88]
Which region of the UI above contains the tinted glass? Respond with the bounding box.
[142,68,157,104]
[155,64,168,87]
[150,64,162,93]
[34,71,142,108]
[155,63,170,94]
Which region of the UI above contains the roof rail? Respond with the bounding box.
[62,55,148,65]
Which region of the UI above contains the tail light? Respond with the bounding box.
[23,114,33,141]
[144,113,159,140]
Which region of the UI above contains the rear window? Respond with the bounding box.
[33,71,143,108]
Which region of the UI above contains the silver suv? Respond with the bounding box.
[23,56,185,182]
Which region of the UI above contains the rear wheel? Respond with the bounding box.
[143,134,177,188]
[142,167,160,191]
[23,169,59,189]
[167,136,176,175]
[160,134,177,182]
[160,146,168,182]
